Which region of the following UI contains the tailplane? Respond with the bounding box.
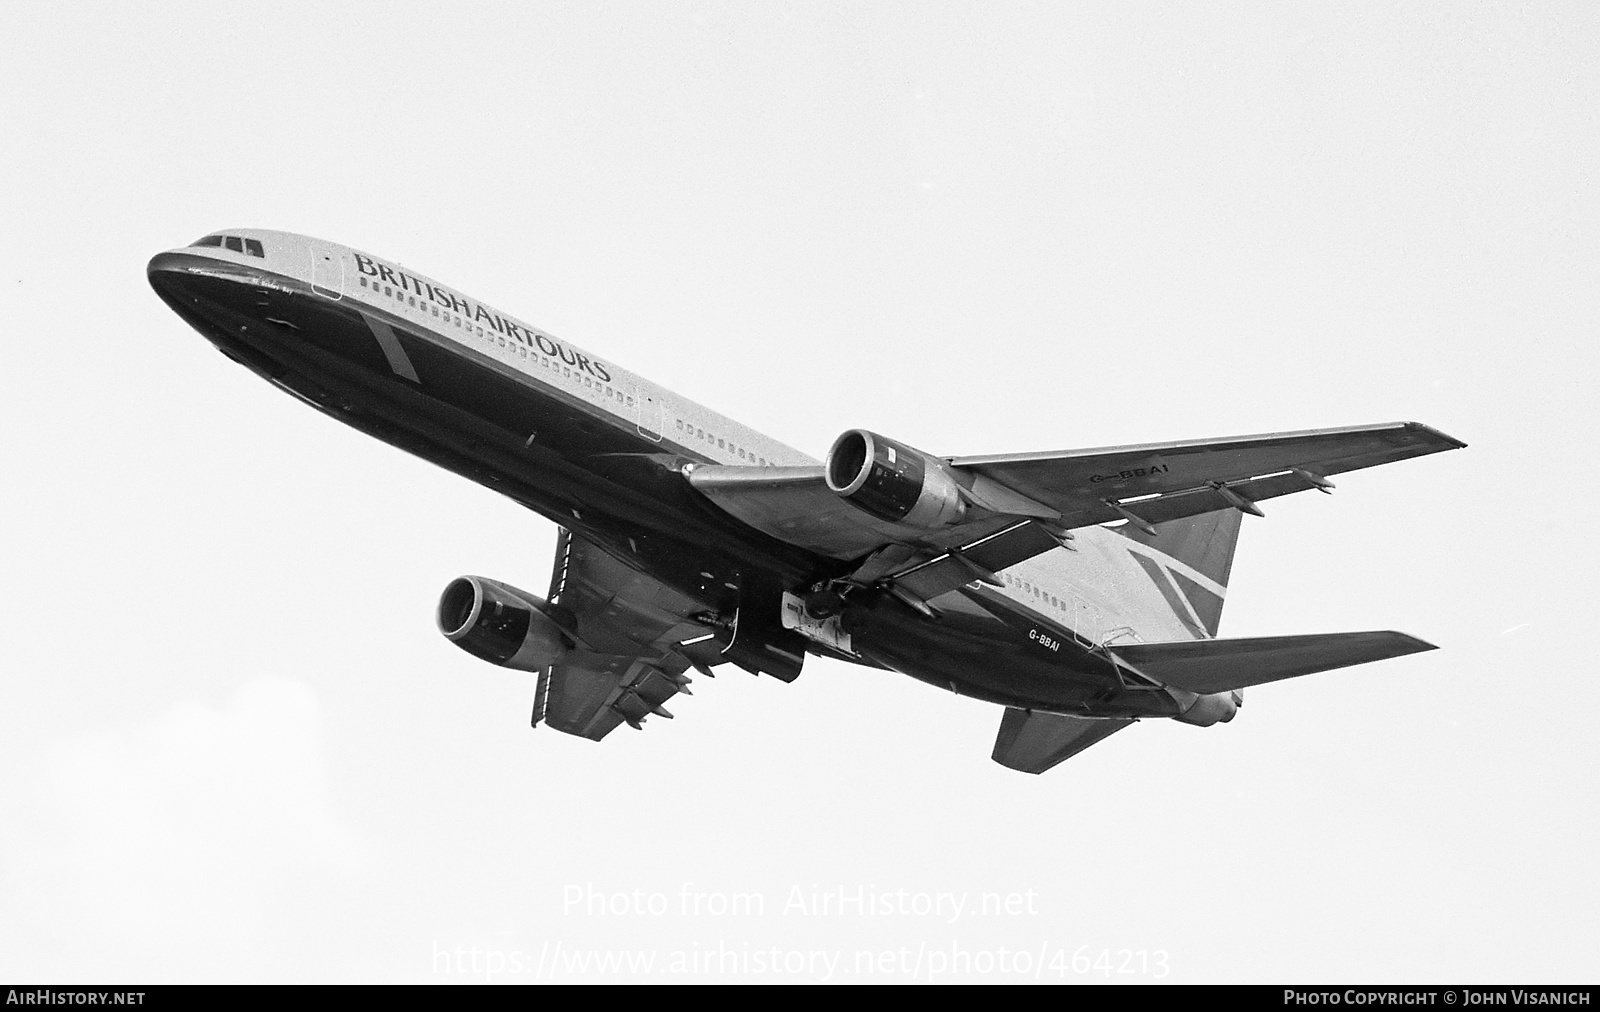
[1111,631,1435,694]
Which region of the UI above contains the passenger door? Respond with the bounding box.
[310,246,343,300]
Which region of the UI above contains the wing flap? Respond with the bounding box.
[544,654,693,740]
[1109,631,1436,694]
[892,520,1062,602]
[991,709,1135,773]
[1109,470,1316,527]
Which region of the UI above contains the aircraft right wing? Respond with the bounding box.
[535,528,716,740]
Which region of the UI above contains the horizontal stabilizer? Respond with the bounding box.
[991,709,1136,774]
[1110,631,1435,695]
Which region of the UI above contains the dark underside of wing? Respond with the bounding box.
[536,529,714,740]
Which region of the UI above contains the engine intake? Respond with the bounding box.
[438,576,571,671]
[824,429,966,529]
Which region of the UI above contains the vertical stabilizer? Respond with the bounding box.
[1115,508,1243,637]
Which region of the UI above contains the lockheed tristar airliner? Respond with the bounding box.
[149,230,1464,773]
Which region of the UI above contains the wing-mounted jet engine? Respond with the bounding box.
[684,426,1060,566]
[437,576,572,671]
[824,429,968,529]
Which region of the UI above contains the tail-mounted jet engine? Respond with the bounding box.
[1171,689,1244,727]
[825,429,967,529]
[438,576,571,671]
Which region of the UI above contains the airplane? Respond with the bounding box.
[148,229,1465,773]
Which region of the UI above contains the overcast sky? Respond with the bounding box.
[1,2,1595,983]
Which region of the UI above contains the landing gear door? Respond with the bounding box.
[721,571,806,682]
[311,246,344,300]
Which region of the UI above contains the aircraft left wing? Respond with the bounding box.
[950,421,1465,533]
[687,422,1464,611]
[535,528,715,740]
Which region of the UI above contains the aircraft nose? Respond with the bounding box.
[146,248,263,333]
[147,248,262,310]
[146,250,186,276]
[147,250,198,305]
[146,250,196,292]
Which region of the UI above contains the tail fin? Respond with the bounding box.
[1115,508,1242,636]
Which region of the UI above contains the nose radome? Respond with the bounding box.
[147,250,195,305]
[147,250,191,280]
[146,248,263,322]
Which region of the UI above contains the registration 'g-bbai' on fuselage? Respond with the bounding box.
[148,230,1465,773]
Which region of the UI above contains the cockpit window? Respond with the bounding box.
[189,234,265,257]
